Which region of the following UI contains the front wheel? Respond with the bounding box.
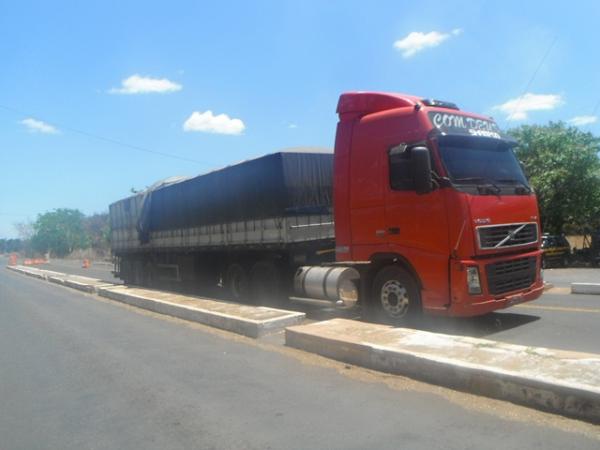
[368,266,421,324]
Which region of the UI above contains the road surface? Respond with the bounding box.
[1,260,599,449]
[39,258,600,354]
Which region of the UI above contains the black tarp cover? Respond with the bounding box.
[137,151,333,243]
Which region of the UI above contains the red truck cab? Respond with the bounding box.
[331,92,543,320]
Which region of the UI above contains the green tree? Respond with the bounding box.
[30,208,89,257]
[509,122,600,233]
[0,238,23,253]
[83,212,111,255]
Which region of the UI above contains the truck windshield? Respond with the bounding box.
[437,135,529,189]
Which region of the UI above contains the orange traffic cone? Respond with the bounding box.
[8,253,17,266]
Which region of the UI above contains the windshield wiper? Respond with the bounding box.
[452,177,501,194]
[494,178,532,194]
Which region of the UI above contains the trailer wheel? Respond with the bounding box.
[250,261,283,305]
[224,263,250,302]
[369,266,421,324]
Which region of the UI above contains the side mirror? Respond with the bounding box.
[411,146,433,194]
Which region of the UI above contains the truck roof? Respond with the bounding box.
[337,91,498,127]
[337,91,423,118]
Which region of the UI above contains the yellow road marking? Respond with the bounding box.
[515,304,600,314]
[544,287,570,294]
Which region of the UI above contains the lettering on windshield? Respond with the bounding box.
[429,112,502,139]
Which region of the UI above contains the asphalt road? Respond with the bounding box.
[1,263,599,448]
[543,267,600,287]
[29,258,600,354]
[415,285,600,354]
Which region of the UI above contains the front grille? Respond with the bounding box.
[486,256,537,295]
[478,223,538,250]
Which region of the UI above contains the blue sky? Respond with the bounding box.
[2,0,600,238]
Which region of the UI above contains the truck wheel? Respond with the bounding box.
[250,261,283,305]
[369,266,421,324]
[225,263,250,302]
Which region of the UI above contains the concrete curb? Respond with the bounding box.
[98,286,305,338]
[47,275,67,286]
[571,283,600,295]
[6,265,304,338]
[286,319,600,424]
[64,278,116,294]
[7,265,46,279]
[46,274,116,293]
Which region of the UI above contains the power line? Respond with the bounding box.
[0,104,210,166]
[502,36,558,127]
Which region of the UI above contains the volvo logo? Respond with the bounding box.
[495,223,527,248]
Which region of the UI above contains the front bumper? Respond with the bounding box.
[444,248,544,317]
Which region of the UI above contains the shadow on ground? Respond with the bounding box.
[416,312,541,339]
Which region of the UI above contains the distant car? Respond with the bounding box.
[541,234,571,268]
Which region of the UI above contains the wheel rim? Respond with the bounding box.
[380,280,410,318]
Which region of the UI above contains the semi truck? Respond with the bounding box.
[110,91,544,323]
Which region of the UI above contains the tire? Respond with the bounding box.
[368,266,421,324]
[250,260,283,305]
[224,263,250,302]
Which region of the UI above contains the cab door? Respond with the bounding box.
[384,144,450,309]
[348,125,386,259]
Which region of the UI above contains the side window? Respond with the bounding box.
[389,144,414,190]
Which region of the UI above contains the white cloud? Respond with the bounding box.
[393,28,462,58]
[493,93,563,121]
[183,110,245,135]
[568,115,597,126]
[109,74,182,94]
[20,118,59,134]
[288,123,298,129]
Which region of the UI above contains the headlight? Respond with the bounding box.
[466,266,482,295]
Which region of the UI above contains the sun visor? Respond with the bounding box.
[427,111,513,141]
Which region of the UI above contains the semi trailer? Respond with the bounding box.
[110,91,544,322]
